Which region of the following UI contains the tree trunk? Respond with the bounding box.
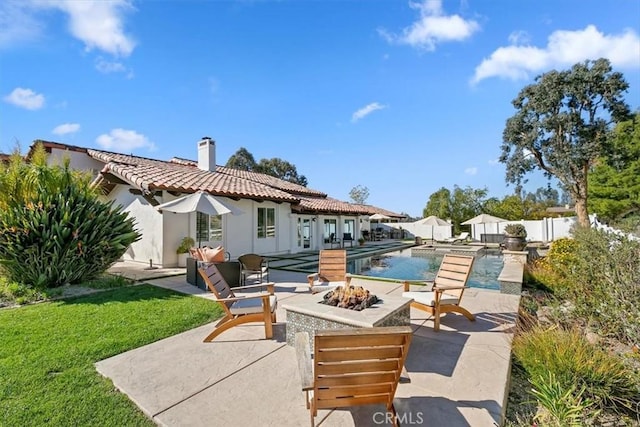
[574,197,590,228]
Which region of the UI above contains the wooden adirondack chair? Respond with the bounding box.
[402,253,475,331]
[295,326,413,427]
[198,263,277,342]
[306,249,347,294]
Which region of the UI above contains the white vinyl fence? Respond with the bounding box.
[378,214,637,243]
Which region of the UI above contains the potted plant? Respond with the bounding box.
[176,236,195,267]
[358,237,366,246]
[503,224,527,251]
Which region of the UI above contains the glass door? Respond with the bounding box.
[302,218,311,249]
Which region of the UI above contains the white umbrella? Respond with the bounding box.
[414,215,449,241]
[156,191,244,246]
[369,213,391,240]
[369,213,391,221]
[461,213,507,243]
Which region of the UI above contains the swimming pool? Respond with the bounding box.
[348,249,503,290]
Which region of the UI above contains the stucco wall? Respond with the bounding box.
[48,148,104,177]
[108,187,164,265]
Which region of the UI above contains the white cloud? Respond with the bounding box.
[96,128,155,151]
[0,1,43,49]
[488,158,500,165]
[379,0,480,51]
[472,25,640,84]
[95,57,126,73]
[351,102,387,123]
[2,0,135,56]
[464,167,478,175]
[3,87,45,110]
[52,123,80,135]
[508,30,530,45]
[43,0,136,56]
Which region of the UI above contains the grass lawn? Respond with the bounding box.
[0,284,223,426]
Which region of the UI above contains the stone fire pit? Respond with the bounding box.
[282,289,412,350]
[320,285,379,311]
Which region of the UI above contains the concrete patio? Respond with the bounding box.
[96,266,520,426]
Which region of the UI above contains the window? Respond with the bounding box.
[197,212,223,242]
[344,219,355,236]
[323,219,337,242]
[257,207,276,238]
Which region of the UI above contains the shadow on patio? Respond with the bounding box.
[95,268,519,427]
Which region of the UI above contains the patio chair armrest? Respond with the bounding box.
[294,332,313,391]
[404,280,434,291]
[307,273,319,286]
[433,285,468,292]
[230,282,275,294]
[213,293,272,304]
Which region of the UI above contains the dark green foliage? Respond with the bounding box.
[0,189,140,288]
[225,146,309,186]
[588,113,640,224]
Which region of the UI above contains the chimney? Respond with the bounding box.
[197,137,216,172]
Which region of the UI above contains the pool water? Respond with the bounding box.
[348,250,503,290]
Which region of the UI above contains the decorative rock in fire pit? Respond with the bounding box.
[320,285,380,311]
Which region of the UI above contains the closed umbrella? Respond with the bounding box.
[156,191,244,247]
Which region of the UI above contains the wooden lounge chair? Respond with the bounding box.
[295,326,413,427]
[238,253,269,285]
[307,249,347,294]
[198,263,277,341]
[402,253,475,331]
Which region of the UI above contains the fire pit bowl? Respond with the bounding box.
[320,285,380,311]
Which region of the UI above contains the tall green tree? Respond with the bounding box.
[424,186,487,233]
[588,113,640,223]
[256,158,308,186]
[225,147,308,186]
[349,185,370,204]
[501,58,631,227]
[225,147,257,171]
[423,187,452,220]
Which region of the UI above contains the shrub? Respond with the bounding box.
[176,236,195,254]
[530,372,599,426]
[504,223,527,237]
[0,190,140,288]
[0,144,141,288]
[512,325,640,414]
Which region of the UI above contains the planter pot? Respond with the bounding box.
[177,253,188,267]
[503,236,527,251]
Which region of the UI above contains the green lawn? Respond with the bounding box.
[0,284,223,426]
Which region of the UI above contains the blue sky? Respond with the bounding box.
[2,0,639,217]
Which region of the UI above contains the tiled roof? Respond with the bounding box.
[30,140,404,216]
[294,197,373,215]
[89,150,298,202]
[351,204,406,219]
[168,157,326,197]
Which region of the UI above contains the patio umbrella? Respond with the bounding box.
[461,213,507,243]
[156,191,244,246]
[414,215,449,241]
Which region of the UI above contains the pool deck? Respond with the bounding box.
[99,250,521,427]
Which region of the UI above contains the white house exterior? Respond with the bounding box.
[33,139,404,267]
